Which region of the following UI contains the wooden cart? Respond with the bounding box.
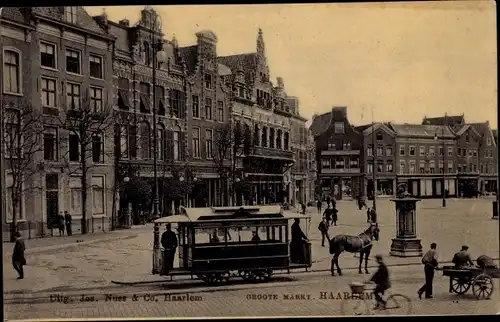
[442,265,499,300]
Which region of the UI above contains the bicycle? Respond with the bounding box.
[340,282,412,316]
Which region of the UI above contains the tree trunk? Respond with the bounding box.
[80,143,88,234]
[9,198,18,242]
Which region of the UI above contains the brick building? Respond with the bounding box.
[310,107,364,200]
[1,7,115,240]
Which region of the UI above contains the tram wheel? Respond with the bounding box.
[238,270,254,282]
[253,269,273,283]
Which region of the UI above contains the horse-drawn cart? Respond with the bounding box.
[442,265,499,300]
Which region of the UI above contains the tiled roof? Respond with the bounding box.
[179,45,198,75]
[108,24,130,54]
[391,124,455,138]
[468,122,488,136]
[309,112,332,137]
[32,7,109,37]
[354,124,372,132]
[1,7,27,24]
[217,53,257,85]
[423,115,464,126]
[492,129,498,138]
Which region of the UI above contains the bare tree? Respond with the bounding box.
[3,102,44,242]
[213,121,252,205]
[55,89,116,234]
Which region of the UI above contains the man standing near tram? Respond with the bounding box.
[161,223,178,274]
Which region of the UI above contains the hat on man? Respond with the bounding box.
[375,254,383,260]
[461,245,469,250]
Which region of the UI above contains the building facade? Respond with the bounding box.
[2,7,116,239]
[311,107,364,200]
[288,97,309,204]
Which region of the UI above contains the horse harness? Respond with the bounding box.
[357,233,373,250]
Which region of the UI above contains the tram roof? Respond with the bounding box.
[153,205,311,224]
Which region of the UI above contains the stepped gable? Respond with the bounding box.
[309,112,333,137]
[32,7,110,36]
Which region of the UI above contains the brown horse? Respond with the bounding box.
[328,223,380,276]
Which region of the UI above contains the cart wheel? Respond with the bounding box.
[450,277,471,295]
[253,269,273,283]
[472,274,494,300]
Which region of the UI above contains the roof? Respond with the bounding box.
[423,115,464,126]
[0,7,27,24]
[32,7,110,37]
[179,45,198,75]
[153,206,310,224]
[196,30,217,42]
[309,112,332,136]
[453,124,481,137]
[493,129,498,138]
[217,53,257,85]
[391,124,455,138]
[354,124,372,132]
[218,63,232,76]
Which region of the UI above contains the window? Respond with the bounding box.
[367,162,373,174]
[205,129,213,159]
[448,146,453,157]
[40,42,56,69]
[90,87,103,113]
[429,160,435,174]
[350,159,359,168]
[399,145,405,156]
[138,122,151,159]
[65,7,78,24]
[41,78,56,107]
[367,146,373,156]
[92,176,105,215]
[429,146,435,156]
[70,176,82,215]
[419,160,425,174]
[439,160,444,173]
[157,126,165,160]
[192,128,200,158]
[377,161,383,173]
[473,149,477,157]
[269,128,275,148]
[118,78,130,110]
[439,146,444,156]
[192,95,199,118]
[3,109,20,158]
[5,173,25,222]
[386,161,393,172]
[155,86,165,116]
[143,42,151,66]
[3,50,20,94]
[172,129,180,161]
[139,82,150,113]
[69,134,80,162]
[261,127,268,147]
[204,74,212,89]
[284,132,289,150]
[321,159,331,168]
[448,160,453,173]
[419,146,425,156]
[276,130,282,149]
[465,134,470,142]
[66,49,81,74]
[335,159,345,169]
[205,98,212,120]
[92,134,104,163]
[217,101,224,122]
[409,160,416,174]
[169,89,183,118]
[89,55,103,79]
[44,127,58,161]
[334,122,344,134]
[328,142,336,150]
[399,160,405,174]
[119,125,129,159]
[487,137,492,146]
[386,146,392,156]
[66,83,81,109]
[376,146,383,157]
[409,146,416,156]
[376,133,383,141]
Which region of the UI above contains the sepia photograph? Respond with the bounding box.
[1,1,498,320]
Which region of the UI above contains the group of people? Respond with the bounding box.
[56,211,73,236]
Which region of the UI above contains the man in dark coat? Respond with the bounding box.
[12,232,26,279]
[370,208,377,224]
[331,205,338,226]
[58,211,65,236]
[291,218,308,263]
[418,242,439,299]
[64,211,72,236]
[323,206,332,223]
[452,245,474,268]
[161,224,178,274]
[369,255,391,309]
[316,200,322,214]
[318,218,329,247]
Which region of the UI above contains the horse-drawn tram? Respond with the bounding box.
[442,264,499,300]
[152,205,312,285]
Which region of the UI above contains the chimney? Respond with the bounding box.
[277,77,284,89]
[119,19,130,27]
[332,106,347,118]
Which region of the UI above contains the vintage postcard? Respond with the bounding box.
[1,1,498,320]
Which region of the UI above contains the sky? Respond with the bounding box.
[85,1,497,128]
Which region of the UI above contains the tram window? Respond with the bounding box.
[194,227,212,244]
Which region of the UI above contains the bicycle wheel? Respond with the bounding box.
[340,298,372,316]
[384,294,412,315]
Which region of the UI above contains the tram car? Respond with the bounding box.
[152,205,312,285]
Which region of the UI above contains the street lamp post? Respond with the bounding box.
[435,128,446,207]
[123,176,131,228]
[150,13,168,220]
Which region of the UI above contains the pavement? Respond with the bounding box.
[3,198,500,318]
